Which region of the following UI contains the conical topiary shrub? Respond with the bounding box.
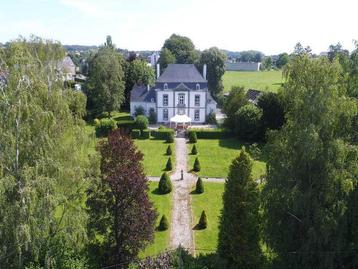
[193,157,201,172]
[158,172,172,194]
[166,144,172,155]
[191,144,198,155]
[198,210,208,229]
[166,157,173,171]
[158,214,169,231]
[196,177,204,194]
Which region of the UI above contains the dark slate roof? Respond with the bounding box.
[157,64,206,83]
[131,84,156,102]
[246,89,263,104]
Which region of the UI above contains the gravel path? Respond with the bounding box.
[170,137,196,253]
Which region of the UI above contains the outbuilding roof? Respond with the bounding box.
[130,85,156,102]
[157,64,206,83]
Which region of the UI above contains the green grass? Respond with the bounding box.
[223,70,283,93]
[135,139,175,176]
[188,138,266,179]
[140,182,172,257]
[191,182,225,254]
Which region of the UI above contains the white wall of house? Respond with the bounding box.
[130,102,156,117]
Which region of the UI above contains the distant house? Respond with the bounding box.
[130,64,217,124]
[225,62,261,71]
[148,52,160,68]
[246,89,263,104]
[58,56,76,81]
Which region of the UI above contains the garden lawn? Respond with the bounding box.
[191,182,225,254]
[188,138,266,179]
[135,139,175,176]
[141,182,172,257]
[223,70,283,93]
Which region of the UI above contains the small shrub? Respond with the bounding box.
[166,157,173,171]
[135,115,149,130]
[158,172,172,194]
[167,132,174,143]
[207,112,217,124]
[134,106,145,116]
[195,177,204,194]
[148,108,157,124]
[95,118,117,137]
[198,210,208,229]
[141,129,150,139]
[193,157,201,172]
[188,131,197,143]
[191,144,198,155]
[158,215,169,231]
[166,145,172,155]
[131,129,141,139]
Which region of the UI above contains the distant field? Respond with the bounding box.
[223,70,283,93]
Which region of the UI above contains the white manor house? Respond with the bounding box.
[130,64,217,124]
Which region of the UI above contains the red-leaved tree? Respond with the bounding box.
[87,130,157,268]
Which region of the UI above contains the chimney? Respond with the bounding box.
[156,63,160,79]
[203,64,207,80]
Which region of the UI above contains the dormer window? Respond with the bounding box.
[164,83,168,90]
[196,84,200,90]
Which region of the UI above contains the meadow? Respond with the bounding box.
[223,70,283,93]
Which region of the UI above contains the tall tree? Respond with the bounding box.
[218,150,262,268]
[124,59,155,108]
[276,53,290,68]
[87,130,157,268]
[258,91,285,132]
[223,86,248,130]
[85,37,125,117]
[158,48,176,70]
[0,37,91,268]
[160,34,199,66]
[198,47,226,98]
[263,55,357,268]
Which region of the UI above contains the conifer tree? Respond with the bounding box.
[218,150,261,268]
[195,177,204,194]
[166,145,172,155]
[158,215,169,231]
[191,144,198,155]
[193,157,201,172]
[158,172,172,194]
[165,157,173,171]
[198,210,208,229]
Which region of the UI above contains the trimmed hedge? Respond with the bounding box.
[166,145,172,156]
[188,131,197,143]
[152,129,175,141]
[191,144,198,155]
[193,157,201,172]
[141,129,150,139]
[95,118,117,137]
[131,129,141,139]
[188,128,233,139]
[166,157,173,171]
[117,120,136,131]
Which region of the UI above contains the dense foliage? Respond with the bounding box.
[198,47,226,97]
[223,86,248,129]
[0,37,92,268]
[235,104,263,141]
[218,150,261,268]
[85,42,125,118]
[87,130,156,268]
[135,115,149,130]
[263,54,358,268]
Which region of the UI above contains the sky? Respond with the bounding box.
[1,0,357,55]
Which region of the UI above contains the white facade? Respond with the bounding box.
[157,90,208,123]
[130,64,217,124]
